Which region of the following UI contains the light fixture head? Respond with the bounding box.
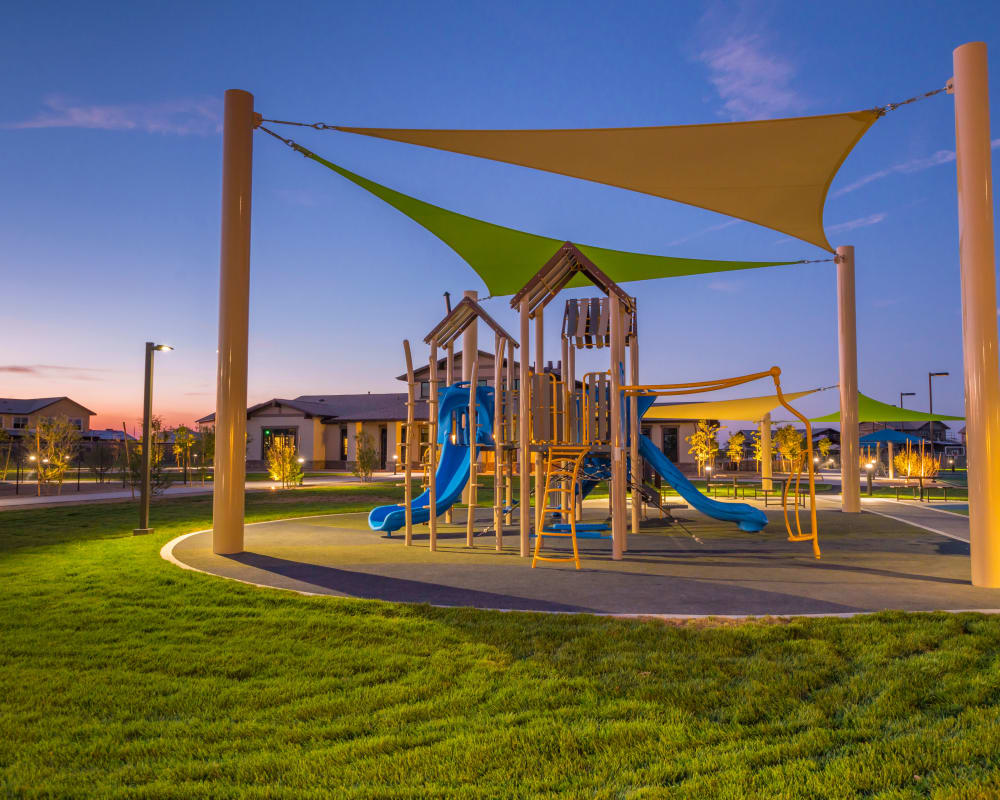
[154,344,174,352]
[930,371,949,377]
[297,457,305,463]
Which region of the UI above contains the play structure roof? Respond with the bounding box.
[511,243,635,316]
[336,110,879,251]
[424,296,518,348]
[811,392,965,423]
[643,389,818,422]
[295,146,805,296]
[859,429,928,445]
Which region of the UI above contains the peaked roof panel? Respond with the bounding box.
[335,110,880,252]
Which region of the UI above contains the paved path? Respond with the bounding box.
[861,498,970,542]
[0,473,400,510]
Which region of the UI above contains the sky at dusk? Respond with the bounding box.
[2,0,999,433]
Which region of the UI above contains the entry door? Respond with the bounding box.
[379,425,388,470]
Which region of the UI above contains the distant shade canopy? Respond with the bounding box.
[859,430,929,445]
[335,110,880,252]
[811,392,965,423]
[643,390,818,422]
[300,148,803,296]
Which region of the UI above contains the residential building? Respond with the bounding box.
[0,397,94,433]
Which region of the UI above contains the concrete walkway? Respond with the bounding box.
[0,473,400,510]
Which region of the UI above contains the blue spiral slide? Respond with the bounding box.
[368,383,493,534]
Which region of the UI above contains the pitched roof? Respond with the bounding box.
[198,393,429,424]
[0,397,96,415]
[424,296,518,348]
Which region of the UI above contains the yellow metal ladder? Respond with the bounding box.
[532,446,590,570]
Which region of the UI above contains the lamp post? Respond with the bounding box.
[928,372,950,446]
[134,342,173,535]
[899,391,915,410]
[866,461,875,496]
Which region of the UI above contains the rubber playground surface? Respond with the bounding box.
[166,506,1000,616]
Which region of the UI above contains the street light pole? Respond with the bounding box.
[899,391,915,410]
[928,372,949,446]
[134,342,173,535]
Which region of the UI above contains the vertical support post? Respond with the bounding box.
[609,294,625,560]
[135,341,154,534]
[428,343,439,551]
[402,340,415,545]
[494,335,504,550]
[629,314,641,536]
[837,244,861,513]
[953,41,1000,587]
[534,308,545,533]
[888,441,894,480]
[519,300,531,557]
[213,89,255,555]
[760,412,772,491]
[445,341,454,523]
[461,290,478,510]
[466,355,479,546]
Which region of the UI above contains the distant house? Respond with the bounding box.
[199,394,427,470]
[0,397,94,434]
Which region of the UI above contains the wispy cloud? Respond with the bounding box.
[1,95,222,135]
[0,364,111,381]
[833,139,1000,197]
[694,33,802,120]
[826,213,887,234]
[667,220,738,247]
[707,279,741,293]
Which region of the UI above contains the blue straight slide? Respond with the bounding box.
[368,383,493,534]
[638,434,768,532]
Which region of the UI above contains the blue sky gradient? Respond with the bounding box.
[2,0,997,431]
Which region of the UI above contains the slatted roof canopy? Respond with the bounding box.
[424,295,518,348]
[510,243,635,318]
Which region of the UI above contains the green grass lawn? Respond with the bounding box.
[3,487,1000,798]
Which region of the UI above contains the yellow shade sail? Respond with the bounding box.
[336,110,880,252]
[643,390,819,422]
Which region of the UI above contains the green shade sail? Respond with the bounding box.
[295,145,806,296]
[811,392,964,423]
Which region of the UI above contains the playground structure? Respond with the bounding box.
[209,42,1000,586]
[366,243,820,567]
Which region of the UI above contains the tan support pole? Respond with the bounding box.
[760,412,772,491]
[534,308,545,534]
[212,89,256,555]
[888,441,894,480]
[519,299,531,556]
[428,343,439,551]
[505,343,515,525]
[609,294,625,560]
[466,354,479,546]
[494,335,504,551]
[403,340,415,545]
[629,317,641,537]
[954,42,1000,587]
[445,341,454,523]
[837,244,861,513]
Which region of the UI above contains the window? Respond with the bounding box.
[339,426,348,461]
[12,417,28,430]
[419,380,447,399]
[260,426,297,460]
[661,427,679,462]
[69,418,82,430]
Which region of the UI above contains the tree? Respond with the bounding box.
[773,425,805,473]
[817,437,833,462]
[127,416,172,495]
[172,425,196,484]
[196,424,215,485]
[686,420,719,476]
[353,431,379,482]
[266,438,303,488]
[24,416,81,495]
[893,441,939,479]
[0,430,13,481]
[726,432,746,470]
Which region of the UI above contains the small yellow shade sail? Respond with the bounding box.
[337,110,880,252]
[643,390,819,422]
